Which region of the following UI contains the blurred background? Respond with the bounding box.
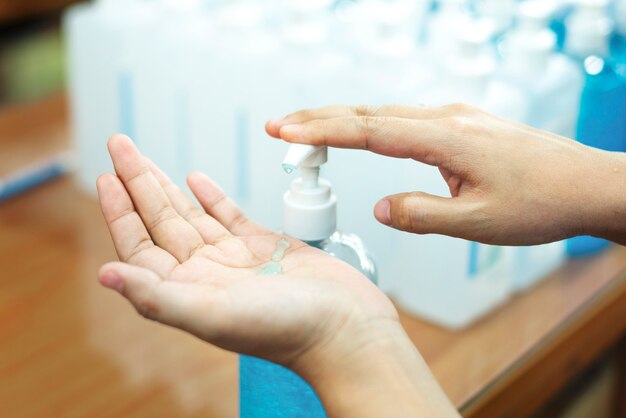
[0,1,72,104]
[2,0,626,417]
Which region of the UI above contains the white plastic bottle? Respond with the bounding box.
[63,0,157,196]
[385,21,522,328]
[425,0,472,66]
[495,1,580,290]
[198,0,286,221]
[239,144,376,418]
[130,0,215,187]
[474,0,517,40]
[501,0,583,138]
[245,1,340,232]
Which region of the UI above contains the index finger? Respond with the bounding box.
[277,116,464,165]
[265,104,472,138]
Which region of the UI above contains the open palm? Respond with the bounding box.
[97,135,397,366]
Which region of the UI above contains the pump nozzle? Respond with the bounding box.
[282,144,328,172]
[282,144,336,241]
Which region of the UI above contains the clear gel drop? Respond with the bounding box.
[257,238,291,275]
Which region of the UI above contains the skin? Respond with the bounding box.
[99,103,626,417]
[97,135,459,418]
[266,103,626,246]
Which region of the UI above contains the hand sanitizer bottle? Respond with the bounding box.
[501,0,583,137]
[385,20,516,328]
[63,0,157,196]
[239,144,377,418]
[564,0,626,256]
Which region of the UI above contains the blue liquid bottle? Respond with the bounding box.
[563,0,626,256]
[240,145,377,418]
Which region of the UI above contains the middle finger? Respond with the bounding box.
[107,135,206,263]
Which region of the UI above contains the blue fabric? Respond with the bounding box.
[239,355,327,418]
[566,236,611,257]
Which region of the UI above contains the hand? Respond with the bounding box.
[267,104,626,246]
[97,135,459,418]
[97,135,396,367]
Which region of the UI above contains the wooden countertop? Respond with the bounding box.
[3,96,626,418]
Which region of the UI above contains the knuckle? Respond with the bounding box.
[182,205,205,222]
[187,242,205,260]
[355,116,381,149]
[207,192,227,211]
[228,210,248,230]
[444,116,485,137]
[443,102,479,115]
[290,108,315,122]
[352,105,376,117]
[135,291,159,321]
[126,237,153,263]
[147,206,179,230]
[394,195,428,234]
[125,166,151,184]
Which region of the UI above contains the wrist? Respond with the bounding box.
[292,318,459,418]
[575,148,626,243]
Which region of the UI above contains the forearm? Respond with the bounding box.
[294,321,460,418]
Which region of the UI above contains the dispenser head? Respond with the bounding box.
[282,144,336,241]
[282,144,328,173]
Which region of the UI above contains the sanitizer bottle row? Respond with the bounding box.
[63,0,624,335]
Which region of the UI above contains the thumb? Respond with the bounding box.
[374,192,473,237]
[98,262,205,331]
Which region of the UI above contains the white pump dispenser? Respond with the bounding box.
[282,145,337,241]
[499,0,583,138]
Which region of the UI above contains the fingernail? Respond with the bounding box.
[374,199,391,225]
[279,124,303,140]
[100,270,124,293]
